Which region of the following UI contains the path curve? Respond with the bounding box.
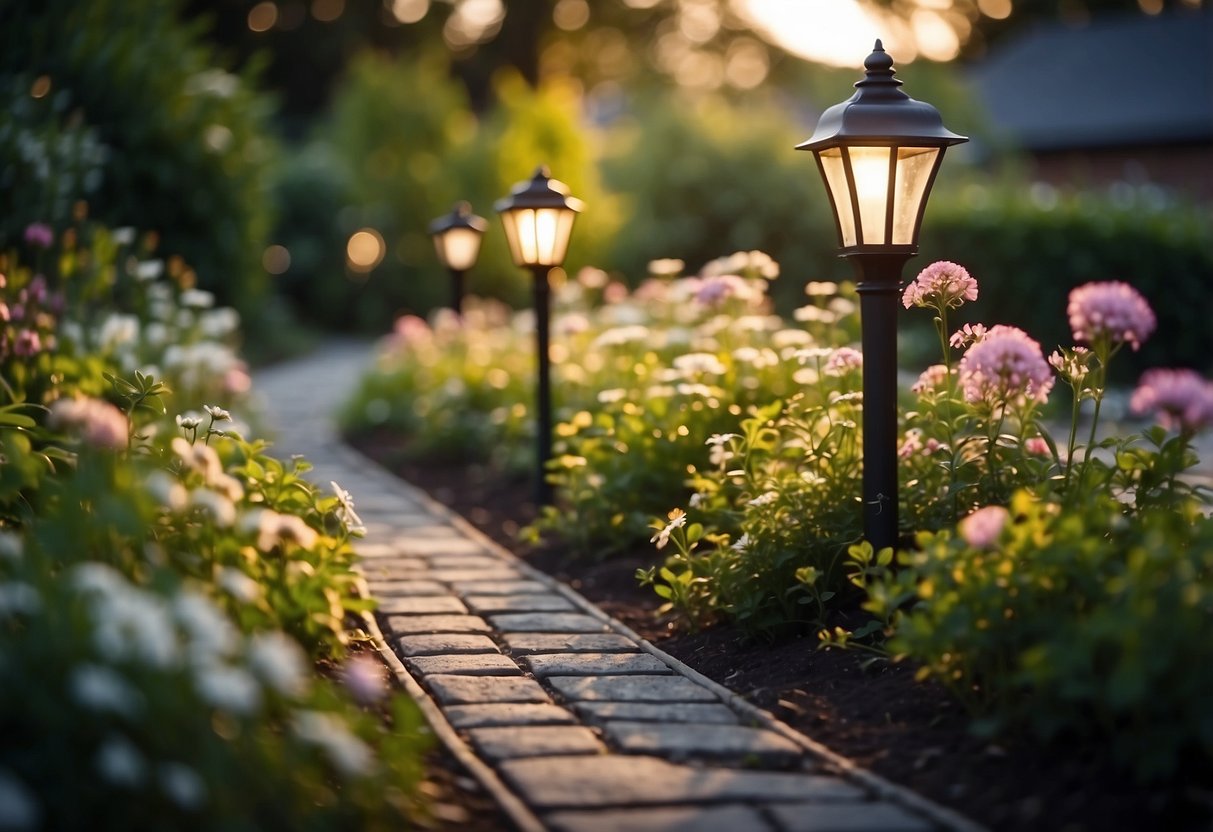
[253,342,988,832]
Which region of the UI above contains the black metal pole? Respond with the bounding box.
[849,252,911,552]
[531,266,553,505]
[450,268,465,316]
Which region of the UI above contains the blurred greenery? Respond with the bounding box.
[0,0,278,329]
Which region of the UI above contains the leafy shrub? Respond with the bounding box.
[920,184,1213,375]
[0,228,434,825]
[294,52,618,331]
[0,0,277,322]
[871,490,1213,781]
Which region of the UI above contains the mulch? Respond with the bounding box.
[354,438,1213,832]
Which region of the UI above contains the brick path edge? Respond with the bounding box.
[337,441,987,832]
[360,606,547,832]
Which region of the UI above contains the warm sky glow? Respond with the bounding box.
[739,0,964,65]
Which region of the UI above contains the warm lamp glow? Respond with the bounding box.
[434,227,482,271]
[495,167,582,269]
[818,145,941,247]
[429,202,488,272]
[346,229,385,272]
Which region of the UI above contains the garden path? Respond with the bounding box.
[252,341,989,832]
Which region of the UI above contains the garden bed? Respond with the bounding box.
[356,438,1213,832]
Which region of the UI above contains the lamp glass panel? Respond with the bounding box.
[549,208,576,265]
[500,209,524,266]
[847,146,894,245]
[438,227,482,271]
[891,147,941,245]
[817,147,856,247]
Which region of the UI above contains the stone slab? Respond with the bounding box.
[405,654,522,677]
[488,613,609,634]
[353,541,408,558]
[499,755,865,809]
[416,555,503,571]
[382,614,491,635]
[768,802,936,832]
[602,721,803,766]
[444,703,578,729]
[361,562,430,581]
[377,595,468,615]
[466,725,605,761]
[522,653,673,677]
[547,675,720,703]
[426,674,552,706]
[451,579,552,597]
[547,805,774,832]
[396,537,490,557]
[464,594,578,615]
[574,702,740,726]
[501,633,641,655]
[428,568,522,583]
[367,580,449,597]
[393,633,501,657]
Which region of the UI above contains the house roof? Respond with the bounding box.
[969,11,1213,151]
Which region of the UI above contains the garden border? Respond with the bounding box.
[339,442,988,832]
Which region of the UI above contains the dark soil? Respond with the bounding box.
[355,437,1213,832]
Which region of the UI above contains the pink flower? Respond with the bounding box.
[49,397,129,450]
[695,275,740,306]
[958,505,1009,549]
[1067,281,1155,351]
[823,347,863,377]
[949,323,988,350]
[898,429,923,459]
[1024,436,1050,455]
[958,325,1054,407]
[23,223,53,249]
[911,364,950,395]
[603,282,629,304]
[392,314,430,346]
[1048,347,1092,386]
[1129,368,1213,433]
[902,261,978,310]
[12,330,41,357]
[341,654,388,705]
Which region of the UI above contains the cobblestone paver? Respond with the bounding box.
[254,342,988,832]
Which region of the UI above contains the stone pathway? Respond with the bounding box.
[253,341,987,832]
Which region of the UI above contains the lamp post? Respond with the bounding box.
[494,166,583,505]
[796,40,967,551]
[428,201,487,315]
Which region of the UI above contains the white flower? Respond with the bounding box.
[158,763,207,810]
[189,489,236,527]
[293,712,374,777]
[330,481,366,536]
[649,509,687,550]
[144,470,187,511]
[96,314,140,351]
[806,281,839,296]
[96,736,145,787]
[203,404,231,422]
[176,413,203,431]
[245,509,320,552]
[731,533,752,552]
[135,260,163,280]
[172,436,223,481]
[0,769,39,830]
[181,289,215,309]
[112,227,137,245]
[747,491,778,507]
[688,492,706,509]
[217,567,263,605]
[673,352,727,377]
[597,388,627,404]
[592,325,651,349]
[199,308,240,339]
[247,632,309,697]
[174,593,238,661]
[793,305,837,324]
[70,664,142,718]
[0,582,40,616]
[194,664,261,715]
[89,587,179,669]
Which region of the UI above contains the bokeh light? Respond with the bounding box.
[262,245,291,275]
[347,229,386,273]
[247,1,278,32]
[311,0,345,22]
[389,0,429,24]
[553,0,590,31]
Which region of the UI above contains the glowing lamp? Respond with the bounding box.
[797,41,967,551]
[429,202,487,314]
[494,166,583,268]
